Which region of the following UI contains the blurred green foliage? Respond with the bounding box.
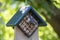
[0,0,60,40]
[38,23,59,40]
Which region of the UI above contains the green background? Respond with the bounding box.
[0,0,60,40]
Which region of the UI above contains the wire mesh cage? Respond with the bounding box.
[19,13,38,37]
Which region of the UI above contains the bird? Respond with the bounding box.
[27,15,35,25]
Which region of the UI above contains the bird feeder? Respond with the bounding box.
[6,6,46,37]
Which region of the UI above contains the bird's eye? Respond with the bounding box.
[26,17,28,20]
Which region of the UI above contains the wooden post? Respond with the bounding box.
[14,27,39,40]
